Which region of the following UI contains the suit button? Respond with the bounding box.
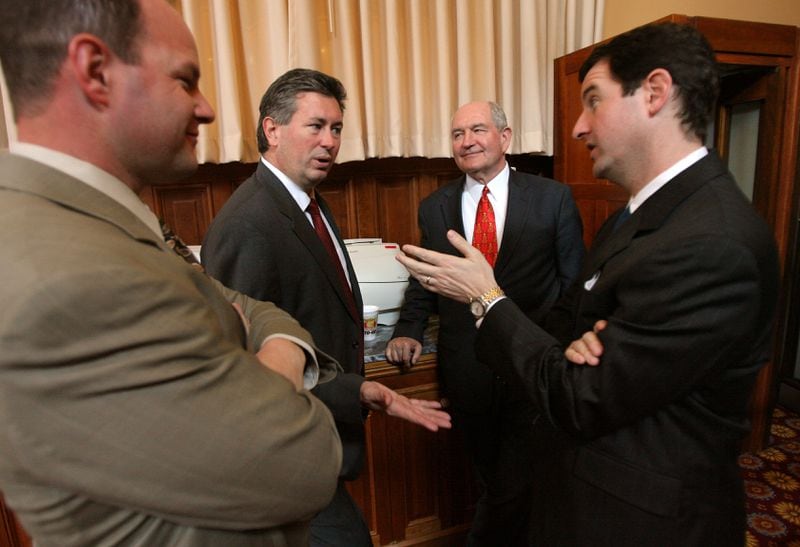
[352,341,360,348]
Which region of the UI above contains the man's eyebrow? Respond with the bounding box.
[581,83,598,101]
[452,123,488,133]
[176,62,200,82]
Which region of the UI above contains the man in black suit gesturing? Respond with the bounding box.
[396,24,779,546]
[202,68,450,546]
[386,101,585,545]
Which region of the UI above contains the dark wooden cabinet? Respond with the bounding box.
[350,354,475,546]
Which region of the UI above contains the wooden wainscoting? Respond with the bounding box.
[139,155,554,248]
[352,354,476,546]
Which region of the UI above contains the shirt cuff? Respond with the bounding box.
[260,334,320,390]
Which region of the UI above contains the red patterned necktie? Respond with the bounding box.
[472,185,498,267]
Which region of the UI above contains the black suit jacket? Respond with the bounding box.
[202,162,366,479]
[478,152,779,545]
[392,169,585,413]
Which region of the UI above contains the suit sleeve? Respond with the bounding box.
[477,236,768,440]
[391,204,439,341]
[202,209,364,426]
[1,253,342,531]
[210,277,342,387]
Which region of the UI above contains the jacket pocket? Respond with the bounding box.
[574,446,682,517]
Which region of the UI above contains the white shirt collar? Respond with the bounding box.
[261,157,314,210]
[464,163,510,202]
[10,142,163,239]
[629,147,708,213]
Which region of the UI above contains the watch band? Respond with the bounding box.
[479,286,505,307]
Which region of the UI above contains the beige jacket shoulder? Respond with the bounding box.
[0,153,341,547]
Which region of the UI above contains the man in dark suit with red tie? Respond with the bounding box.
[386,101,585,546]
[201,68,450,546]
[396,24,779,546]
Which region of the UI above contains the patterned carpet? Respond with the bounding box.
[740,406,800,546]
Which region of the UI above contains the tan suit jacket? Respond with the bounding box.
[0,153,342,546]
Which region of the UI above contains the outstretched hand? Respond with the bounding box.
[396,230,497,302]
[360,381,451,432]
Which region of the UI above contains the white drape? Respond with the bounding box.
[0,1,603,159]
[180,0,603,163]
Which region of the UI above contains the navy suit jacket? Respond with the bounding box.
[392,168,585,413]
[478,152,779,545]
[202,162,366,479]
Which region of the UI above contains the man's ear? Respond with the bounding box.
[642,67,673,117]
[262,117,280,147]
[499,126,512,153]
[67,33,113,110]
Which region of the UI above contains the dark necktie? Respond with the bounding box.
[472,185,498,267]
[160,220,204,272]
[613,205,632,232]
[307,198,363,372]
[307,198,359,315]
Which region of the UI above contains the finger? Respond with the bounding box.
[410,398,443,409]
[565,346,588,365]
[395,252,430,278]
[566,340,599,365]
[410,344,421,365]
[593,319,608,333]
[582,332,604,357]
[445,229,478,258]
[401,345,413,366]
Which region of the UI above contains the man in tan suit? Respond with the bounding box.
[0,0,343,545]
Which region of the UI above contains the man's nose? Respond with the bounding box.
[195,91,216,124]
[572,111,588,140]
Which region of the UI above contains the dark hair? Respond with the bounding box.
[256,68,347,153]
[0,0,142,118]
[579,22,719,141]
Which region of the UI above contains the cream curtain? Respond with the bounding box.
[0,1,603,159]
[182,0,603,163]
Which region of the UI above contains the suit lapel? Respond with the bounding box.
[440,177,466,246]
[317,194,363,318]
[588,152,728,272]
[256,164,361,324]
[494,170,530,277]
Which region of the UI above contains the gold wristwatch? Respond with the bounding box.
[469,286,505,319]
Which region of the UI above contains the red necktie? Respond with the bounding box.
[472,186,498,267]
[307,197,362,342]
[307,198,363,371]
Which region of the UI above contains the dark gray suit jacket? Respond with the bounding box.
[392,168,585,413]
[202,161,367,479]
[478,152,779,546]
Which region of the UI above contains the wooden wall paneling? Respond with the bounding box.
[317,176,358,239]
[374,175,422,246]
[152,184,213,246]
